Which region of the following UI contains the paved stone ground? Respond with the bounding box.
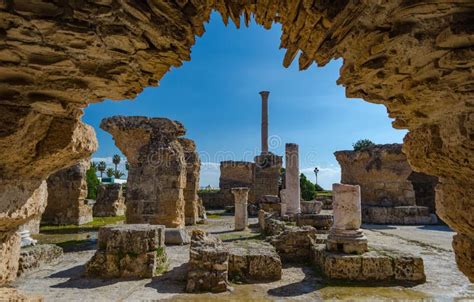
[10,215,474,301]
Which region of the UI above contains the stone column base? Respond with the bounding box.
[327,229,368,254]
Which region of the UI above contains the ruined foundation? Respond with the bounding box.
[17,244,63,277]
[42,160,93,225]
[93,184,126,217]
[100,116,187,228]
[86,224,166,278]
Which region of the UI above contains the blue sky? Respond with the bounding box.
[83,12,406,190]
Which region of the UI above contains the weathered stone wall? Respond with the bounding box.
[179,138,201,226]
[0,0,472,282]
[101,116,187,228]
[253,153,283,203]
[335,144,417,207]
[42,160,93,225]
[198,191,226,209]
[17,244,63,277]
[93,184,126,217]
[219,161,255,205]
[335,144,438,224]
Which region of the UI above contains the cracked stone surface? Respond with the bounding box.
[0,0,472,281]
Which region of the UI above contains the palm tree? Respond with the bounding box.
[112,154,121,173]
[106,168,114,178]
[113,170,125,179]
[90,161,98,169]
[98,161,106,178]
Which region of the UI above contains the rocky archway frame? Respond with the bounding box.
[0,1,472,283]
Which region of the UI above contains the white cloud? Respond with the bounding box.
[301,165,341,190]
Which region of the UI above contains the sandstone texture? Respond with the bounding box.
[0,231,21,284]
[232,187,249,231]
[296,213,334,230]
[86,224,166,278]
[17,244,63,277]
[227,240,282,283]
[335,144,438,225]
[101,116,187,228]
[0,0,472,282]
[198,191,226,209]
[186,230,230,293]
[179,138,201,226]
[93,184,126,217]
[268,226,319,263]
[219,161,255,206]
[301,200,323,214]
[164,228,190,246]
[312,244,426,283]
[42,160,93,225]
[259,195,282,215]
[253,153,283,204]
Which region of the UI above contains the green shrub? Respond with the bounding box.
[86,165,100,199]
[353,139,375,151]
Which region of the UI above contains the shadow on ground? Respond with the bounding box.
[267,265,323,297]
[145,263,188,294]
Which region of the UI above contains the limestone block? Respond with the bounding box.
[394,256,426,282]
[296,213,333,230]
[165,228,190,245]
[227,241,282,282]
[269,226,318,262]
[93,184,126,217]
[452,234,474,282]
[362,206,438,225]
[179,138,201,226]
[0,231,21,284]
[300,200,323,214]
[186,230,230,293]
[17,244,63,277]
[86,224,166,278]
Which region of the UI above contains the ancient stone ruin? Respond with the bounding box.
[335,144,438,224]
[93,184,126,217]
[179,138,201,226]
[0,0,472,285]
[100,116,187,228]
[312,183,426,283]
[86,224,166,278]
[281,143,301,215]
[42,160,93,225]
[232,187,249,231]
[219,161,254,207]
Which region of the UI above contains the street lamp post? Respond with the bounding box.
[314,167,319,185]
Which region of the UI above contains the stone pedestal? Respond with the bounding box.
[179,138,201,226]
[85,224,166,278]
[327,183,368,254]
[100,116,187,228]
[93,184,126,217]
[232,187,249,231]
[281,143,300,215]
[42,160,93,225]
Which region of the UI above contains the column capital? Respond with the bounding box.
[259,91,270,99]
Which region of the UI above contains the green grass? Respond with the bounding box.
[315,190,333,197]
[40,216,125,232]
[206,213,222,219]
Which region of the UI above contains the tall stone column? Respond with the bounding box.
[281,143,300,215]
[327,183,368,254]
[232,187,249,231]
[101,116,187,228]
[259,91,270,154]
[179,138,201,226]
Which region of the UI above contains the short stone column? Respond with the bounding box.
[179,138,201,226]
[232,187,249,231]
[93,183,126,217]
[281,143,300,215]
[326,183,368,254]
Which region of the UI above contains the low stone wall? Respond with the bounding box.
[268,226,320,263]
[312,244,426,283]
[17,244,63,277]
[186,230,229,293]
[198,191,227,209]
[86,224,166,278]
[363,206,437,224]
[93,184,126,217]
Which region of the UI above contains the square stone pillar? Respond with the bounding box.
[179,138,201,226]
[281,143,300,215]
[232,187,249,231]
[326,183,368,254]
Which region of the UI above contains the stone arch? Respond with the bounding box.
[0,1,472,282]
